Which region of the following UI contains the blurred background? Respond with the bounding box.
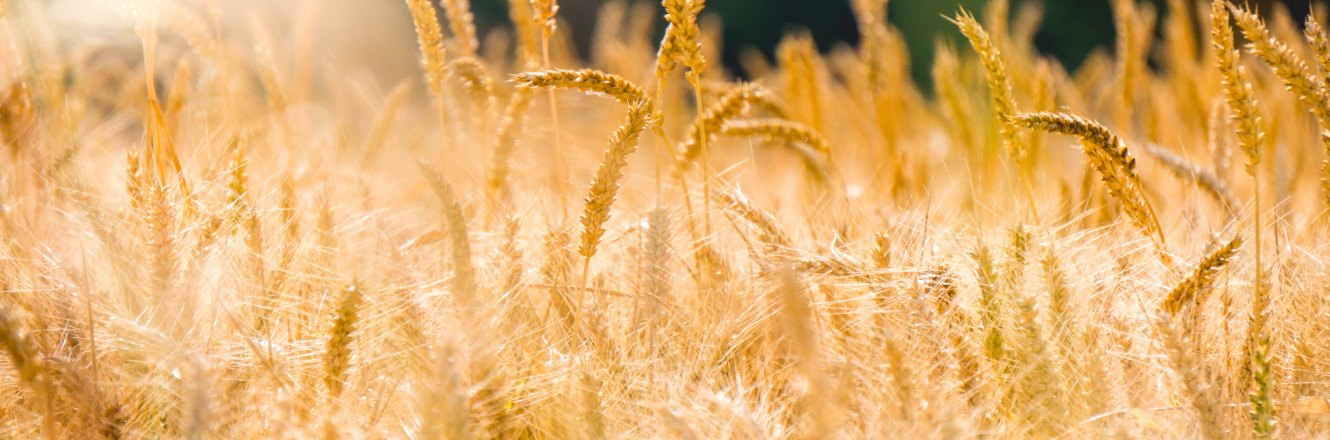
[462,0,1312,90]
[46,0,1318,94]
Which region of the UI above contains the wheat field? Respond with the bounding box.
[0,0,1328,438]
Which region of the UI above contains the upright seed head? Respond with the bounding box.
[951,9,1023,161]
[325,283,363,398]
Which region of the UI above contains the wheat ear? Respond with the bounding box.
[720,118,830,161]
[656,0,706,79]
[1162,234,1241,316]
[1141,143,1238,214]
[440,0,478,57]
[680,82,758,166]
[486,86,535,206]
[406,0,447,99]
[1012,112,1169,264]
[950,9,1021,161]
[1228,3,1330,125]
[951,9,1044,222]
[1212,2,1268,344]
[0,306,41,384]
[360,81,411,170]
[420,160,477,307]
[1155,312,1226,440]
[1248,329,1276,440]
[1306,14,1330,81]
[578,101,654,325]
[324,283,363,398]
[513,69,654,112]
[642,206,670,356]
[713,188,789,250]
[445,57,497,132]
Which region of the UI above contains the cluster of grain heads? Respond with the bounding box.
[8,0,1330,437]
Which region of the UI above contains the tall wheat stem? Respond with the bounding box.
[1019,166,1041,224]
[690,72,711,238]
[542,37,568,220]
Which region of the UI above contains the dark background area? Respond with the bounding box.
[466,0,1311,91]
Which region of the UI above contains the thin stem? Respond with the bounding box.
[542,33,568,220]
[690,72,711,238]
[1018,164,1041,225]
[1253,164,1261,317]
[578,254,591,336]
[654,81,666,199]
[1140,184,1173,270]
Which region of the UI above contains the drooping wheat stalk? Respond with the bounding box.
[1141,142,1238,215]
[719,118,832,183]
[680,83,757,166]
[513,69,653,111]
[1013,111,1170,265]
[577,101,654,326]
